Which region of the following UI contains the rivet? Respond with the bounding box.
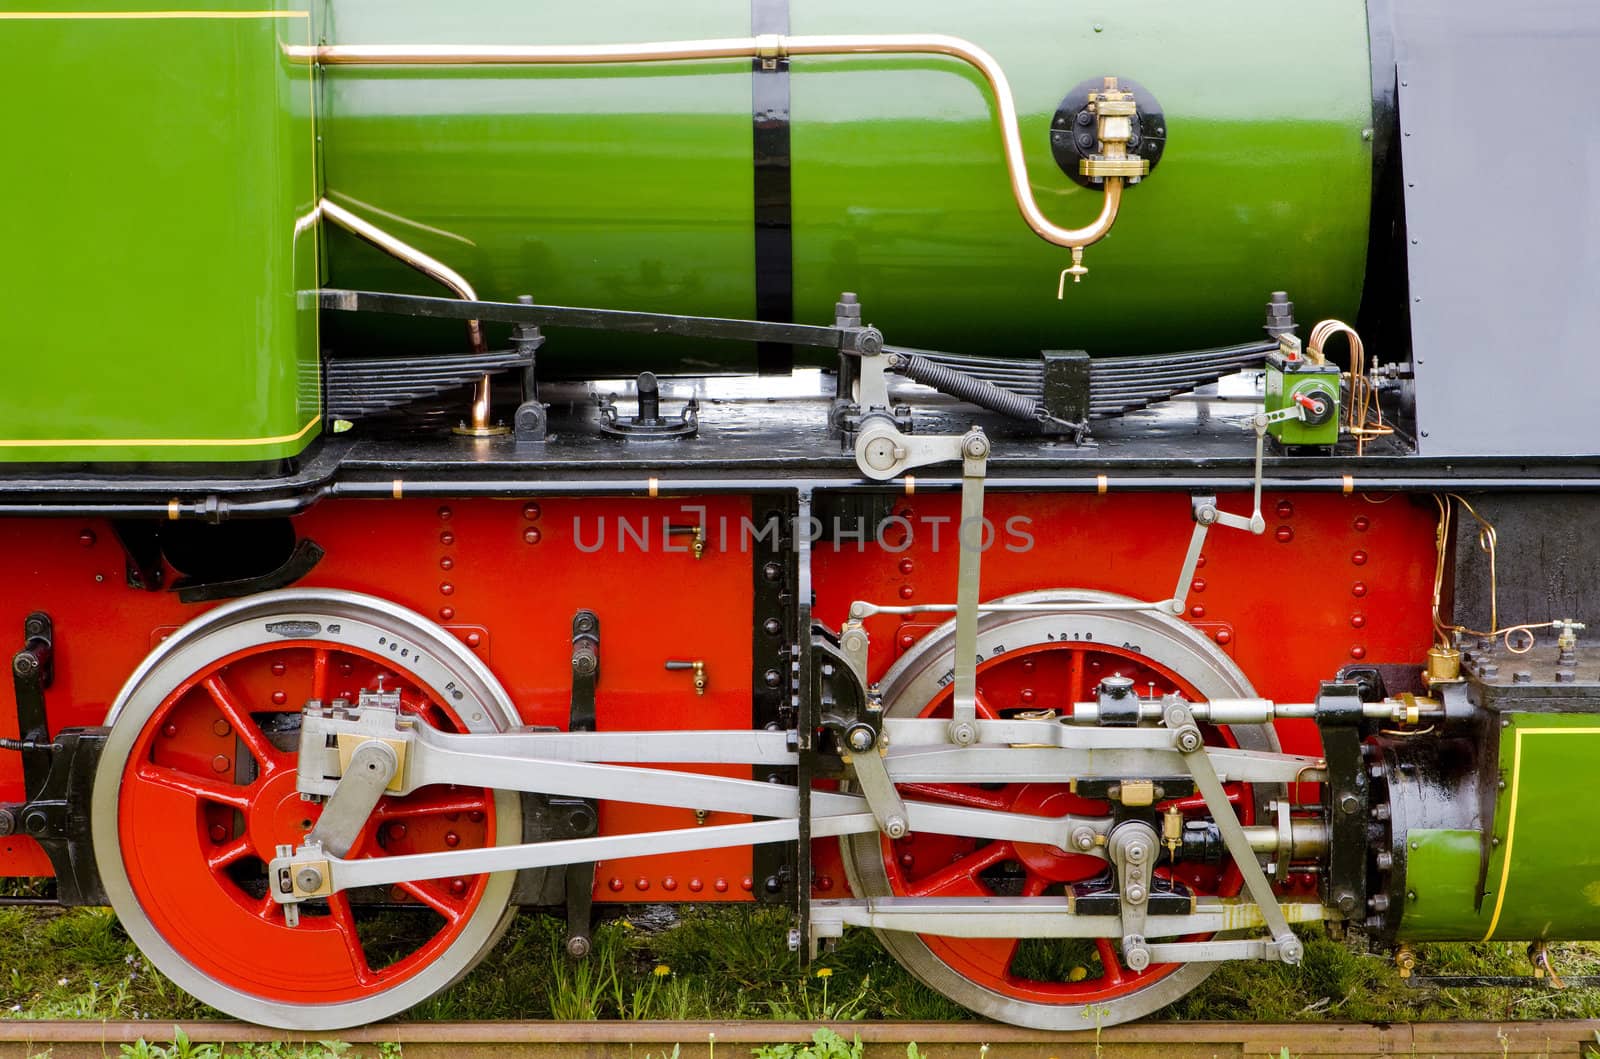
[898,558,914,574]
[899,852,915,868]
[271,662,287,676]
[440,556,455,570]
[741,877,754,892]
[1020,688,1036,703]
[161,723,178,738]
[1351,646,1367,659]
[1353,516,1370,532]
[898,585,915,600]
[210,755,231,773]
[450,879,468,897]
[466,632,482,648]
[440,607,456,621]
[714,878,729,893]
[1190,605,1206,619]
[608,877,625,892]
[340,662,354,675]
[1275,500,1294,519]
[663,877,678,892]
[764,618,783,636]
[439,531,455,546]
[444,831,460,848]
[1021,659,1035,673]
[1352,582,1368,598]
[763,563,782,582]
[1275,526,1294,543]
[1351,615,1366,629]
[689,878,703,892]
[437,506,452,521]
[78,529,96,547]
[523,528,542,545]
[523,503,541,521]
[209,824,228,843]
[272,690,288,705]
[212,719,232,737]
[636,877,650,891]
[1351,550,1368,566]
[817,875,835,892]
[1195,555,1206,568]
[440,583,455,596]
[389,823,408,840]
[898,633,915,649]
[1215,629,1232,645]
[765,669,782,688]
[469,810,484,823]
[1191,578,1207,593]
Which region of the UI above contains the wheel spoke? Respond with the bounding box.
[898,783,1016,812]
[326,893,378,986]
[310,647,331,703]
[1020,874,1051,898]
[1161,786,1242,813]
[1095,937,1128,987]
[205,835,255,872]
[374,787,488,820]
[133,762,254,810]
[906,841,1015,897]
[972,689,1000,720]
[203,674,287,775]
[396,880,468,925]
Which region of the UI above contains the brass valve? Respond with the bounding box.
[1078,77,1151,183]
[1162,804,1183,856]
[666,523,706,559]
[665,659,706,695]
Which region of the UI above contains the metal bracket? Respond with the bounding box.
[564,609,600,957]
[10,612,55,796]
[0,727,109,906]
[1107,821,1159,971]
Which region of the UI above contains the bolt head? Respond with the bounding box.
[294,866,324,893]
[566,935,592,959]
[885,816,908,840]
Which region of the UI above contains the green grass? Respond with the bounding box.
[3,904,1598,1026]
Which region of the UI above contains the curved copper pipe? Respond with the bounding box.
[319,198,494,431]
[310,33,1125,250]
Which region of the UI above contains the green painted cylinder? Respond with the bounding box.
[320,0,1376,370]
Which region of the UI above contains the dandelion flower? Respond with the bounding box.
[654,964,672,977]
[1068,966,1088,982]
[815,967,833,979]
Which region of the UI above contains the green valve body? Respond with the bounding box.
[1266,354,1341,448]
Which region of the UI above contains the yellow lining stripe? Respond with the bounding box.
[1481,725,1600,940]
[0,11,309,19]
[0,416,320,450]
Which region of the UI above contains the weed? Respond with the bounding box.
[752,1027,863,1059]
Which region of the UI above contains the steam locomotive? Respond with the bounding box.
[3,0,1598,1032]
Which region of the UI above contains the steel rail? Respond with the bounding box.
[305,33,1125,252]
[2,1020,1597,1058]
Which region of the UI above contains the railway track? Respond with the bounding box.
[2,1021,1598,1059]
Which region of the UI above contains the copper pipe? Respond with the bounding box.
[318,199,495,432]
[308,33,1125,251]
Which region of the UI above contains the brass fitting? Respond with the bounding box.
[1424,645,1462,685]
[1078,77,1151,182]
[1162,804,1183,856]
[665,659,707,695]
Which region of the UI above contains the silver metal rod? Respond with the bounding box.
[318,198,494,431]
[306,34,1124,251]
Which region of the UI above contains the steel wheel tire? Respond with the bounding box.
[92,589,522,1030]
[840,588,1279,1030]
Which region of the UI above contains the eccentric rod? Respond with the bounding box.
[317,199,495,433]
[307,34,1124,251]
